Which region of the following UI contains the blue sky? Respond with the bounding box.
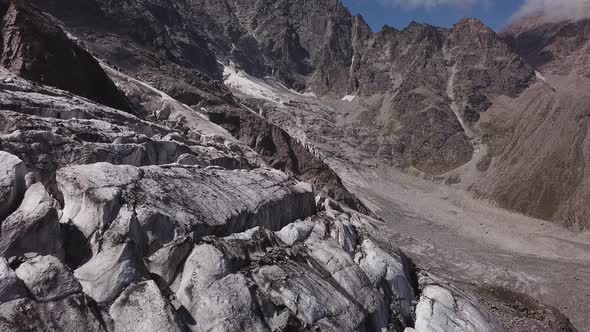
[341,0,527,31]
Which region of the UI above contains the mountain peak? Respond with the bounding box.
[453,17,494,33]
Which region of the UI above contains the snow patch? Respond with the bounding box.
[222,64,284,104]
[535,71,546,82]
[222,63,320,104]
[342,95,356,102]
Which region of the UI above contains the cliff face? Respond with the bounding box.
[0,0,133,112]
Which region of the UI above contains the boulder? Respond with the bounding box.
[14,255,82,302]
[0,257,27,303]
[74,243,148,303]
[146,236,192,287]
[413,284,500,332]
[0,295,105,332]
[0,183,64,259]
[109,280,185,332]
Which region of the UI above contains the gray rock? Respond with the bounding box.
[0,183,64,259]
[146,236,192,287]
[179,271,267,332]
[0,296,105,332]
[0,257,27,303]
[109,280,185,332]
[0,151,26,221]
[15,255,82,302]
[356,239,416,321]
[74,243,148,303]
[102,205,149,256]
[413,284,500,332]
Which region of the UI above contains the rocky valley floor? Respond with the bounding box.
[339,164,590,331]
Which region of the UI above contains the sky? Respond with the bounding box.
[340,0,526,32]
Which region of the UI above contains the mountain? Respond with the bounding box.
[31,0,536,175]
[503,14,590,78]
[455,14,590,228]
[0,0,587,331]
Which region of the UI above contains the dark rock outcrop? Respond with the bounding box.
[0,0,133,112]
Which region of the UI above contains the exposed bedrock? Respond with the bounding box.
[0,0,133,112]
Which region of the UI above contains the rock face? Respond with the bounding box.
[466,81,590,227]
[0,151,25,221]
[451,12,590,228]
[0,0,133,112]
[503,15,590,78]
[0,182,64,259]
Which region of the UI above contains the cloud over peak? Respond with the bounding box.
[515,0,590,22]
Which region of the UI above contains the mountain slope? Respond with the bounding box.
[457,13,590,227]
[31,0,536,175]
[504,15,590,77]
[0,0,133,112]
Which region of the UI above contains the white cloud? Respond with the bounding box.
[514,0,590,21]
[379,0,487,9]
